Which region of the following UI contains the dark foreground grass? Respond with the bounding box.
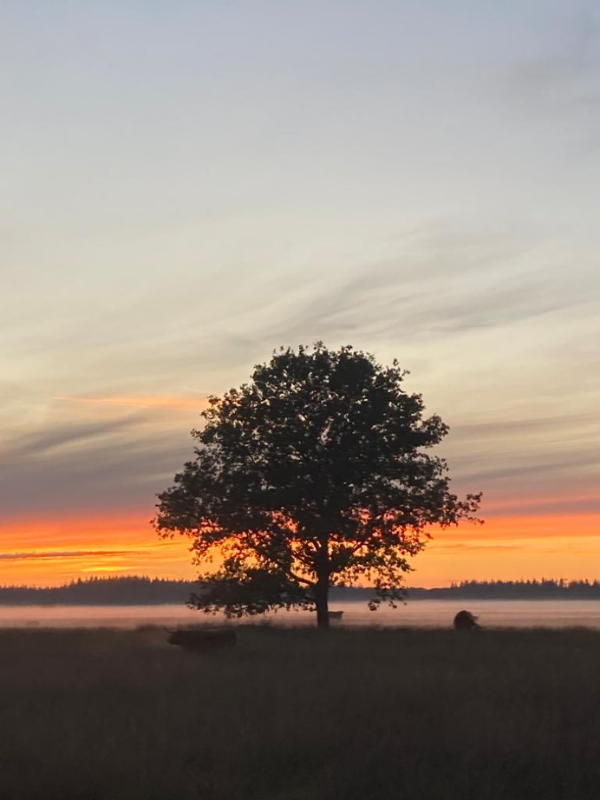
[0,625,599,800]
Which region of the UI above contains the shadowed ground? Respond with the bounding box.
[0,625,599,799]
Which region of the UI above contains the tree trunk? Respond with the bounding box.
[315,572,330,629]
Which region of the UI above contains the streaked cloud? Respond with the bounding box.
[0,549,149,562]
[501,10,600,121]
[57,394,208,410]
[0,411,192,516]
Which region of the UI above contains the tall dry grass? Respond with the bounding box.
[0,625,599,799]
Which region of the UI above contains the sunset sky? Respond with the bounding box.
[1,1,599,587]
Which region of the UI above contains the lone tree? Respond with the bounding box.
[154,344,481,627]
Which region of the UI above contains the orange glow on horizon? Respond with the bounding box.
[409,512,600,587]
[0,512,197,586]
[0,507,598,588]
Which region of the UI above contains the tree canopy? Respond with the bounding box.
[154,343,481,626]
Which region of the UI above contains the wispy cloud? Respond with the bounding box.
[0,549,149,562]
[2,224,597,525]
[0,413,192,518]
[496,10,600,144]
[2,417,137,460]
[257,229,599,348]
[434,542,523,553]
[57,394,208,410]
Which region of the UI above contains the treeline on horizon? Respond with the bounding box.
[0,576,599,606]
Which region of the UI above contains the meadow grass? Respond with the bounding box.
[0,624,599,799]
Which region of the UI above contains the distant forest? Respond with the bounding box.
[0,577,599,605]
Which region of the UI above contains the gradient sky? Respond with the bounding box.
[1,1,599,587]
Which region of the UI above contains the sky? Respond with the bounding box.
[1,0,599,587]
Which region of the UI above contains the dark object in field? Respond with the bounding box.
[167,628,236,652]
[328,610,344,621]
[453,610,481,630]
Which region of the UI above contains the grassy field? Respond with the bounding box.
[0,625,599,800]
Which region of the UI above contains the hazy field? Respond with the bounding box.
[3,599,600,629]
[1,626,599,800]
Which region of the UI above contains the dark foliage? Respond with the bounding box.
[189,566,313,617]
[0,576,193,606]
[408,579,600,600]
[1,578,599,606]
[154,343,481,625]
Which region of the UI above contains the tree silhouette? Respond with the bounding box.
[154,343,481,627]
